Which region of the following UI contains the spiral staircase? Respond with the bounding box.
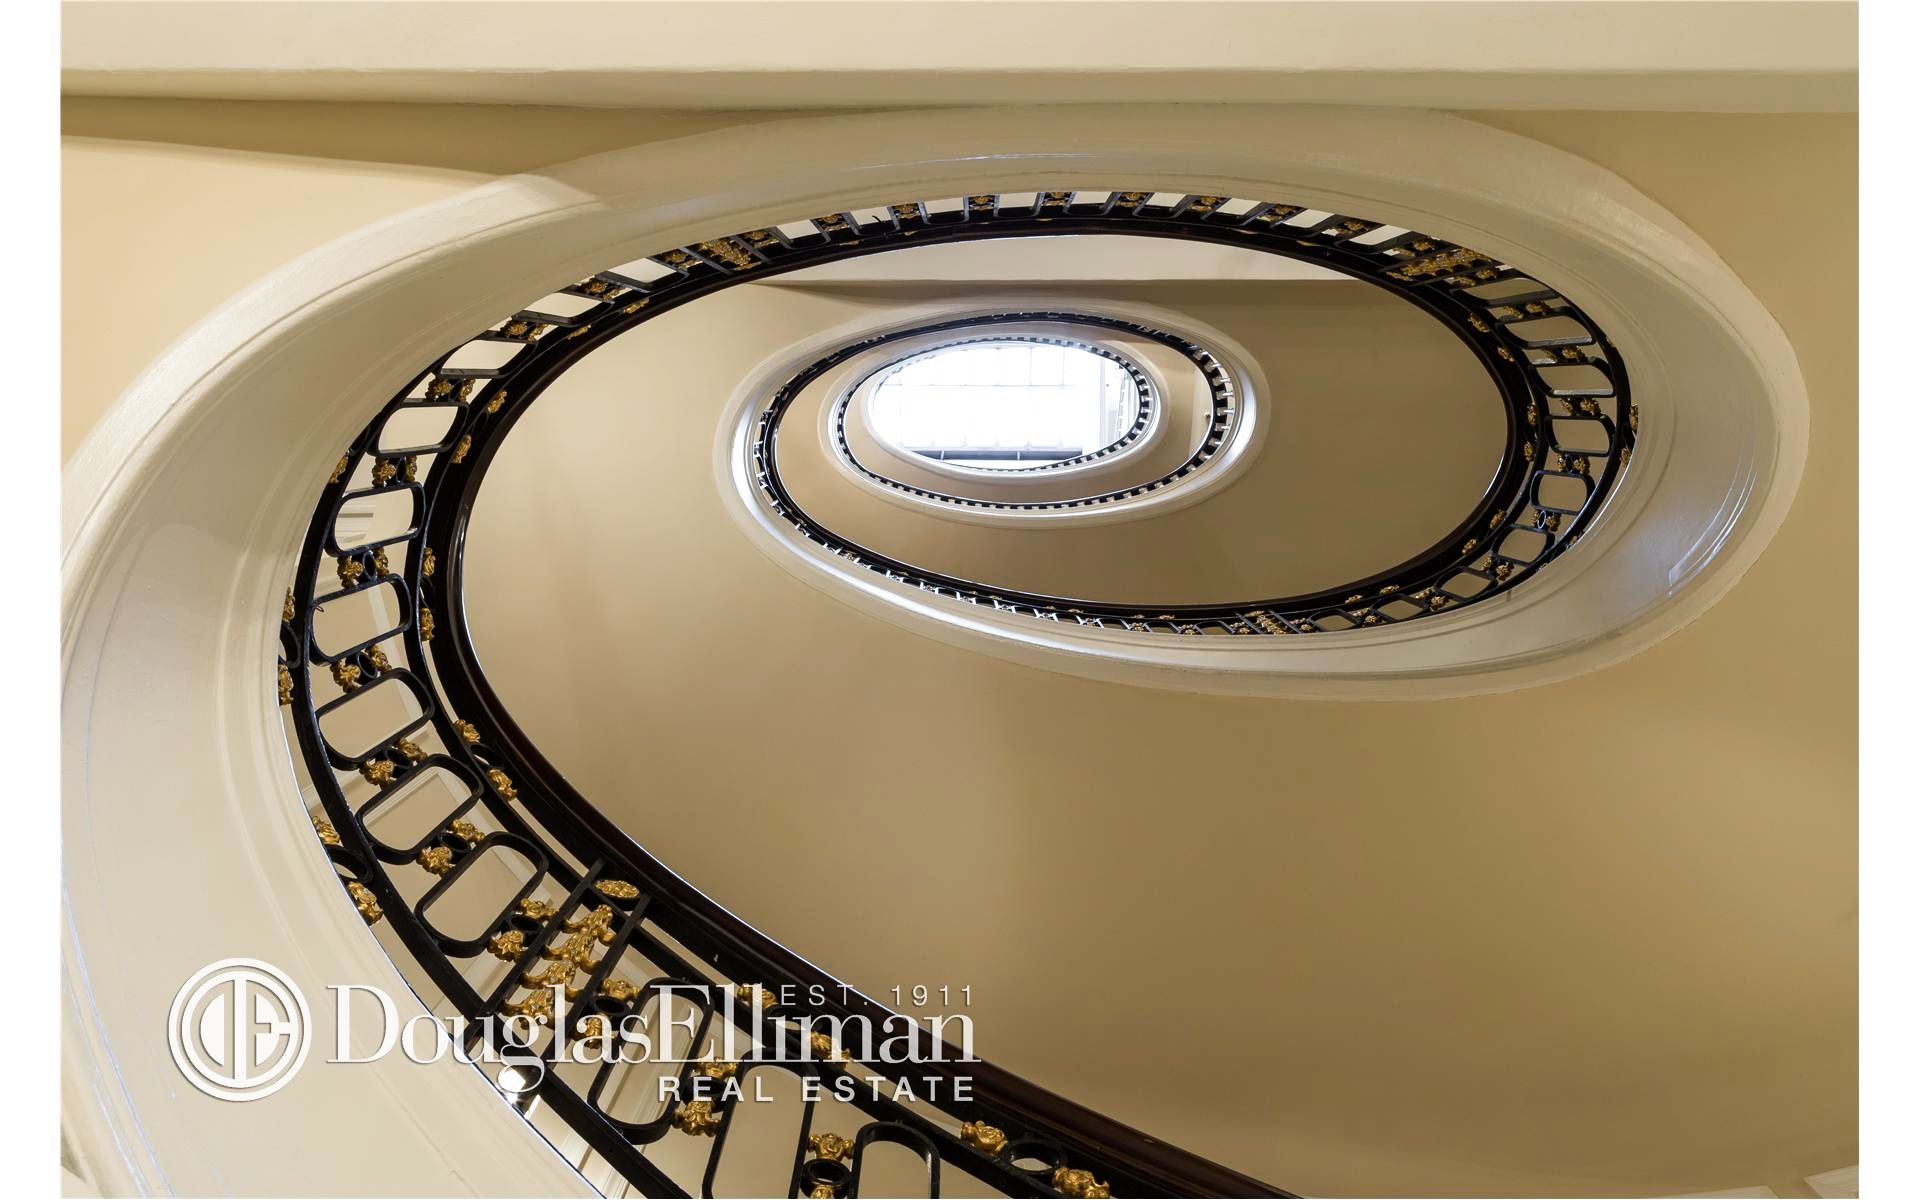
[61,87,1848,1200]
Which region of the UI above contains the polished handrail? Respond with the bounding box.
[284,189,1631,1198]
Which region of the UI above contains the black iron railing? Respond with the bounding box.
[282,190,1631,1198]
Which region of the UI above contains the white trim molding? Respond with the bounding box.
[773,300,1269,529]
[62,105,1808,1191]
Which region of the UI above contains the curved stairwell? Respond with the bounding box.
[62,107,1816,1197]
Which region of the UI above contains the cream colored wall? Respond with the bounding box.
[60,99,806,460]
[61,104,1857,1200]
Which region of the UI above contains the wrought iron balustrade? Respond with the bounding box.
[283,189,1631,1197]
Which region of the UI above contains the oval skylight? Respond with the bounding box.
[867,340,1144,470]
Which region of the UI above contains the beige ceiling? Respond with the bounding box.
[62,102,1857,1198]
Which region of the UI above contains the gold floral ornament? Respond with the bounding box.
[370,458,398,485]
[734,983,778,1010]
[360,758,395,787]
[1386,246,1490,282]
[450,435,472,464]
[449,818,484,844]
[809,1133,855,1163]
[277,663,293,705]
[1052,1166,1111,1199]
[283,588,296,623]
[345,881,383,925]
[808,1032,848,1062]
[597,878,639,900]
[1247,611,1292,636]
[509,904,619,1023]
[487,768,516,800]
[484,391,507,414]
[420,547,435,577]
[417,845,454,875]
[959,1121,1007,1156]
[696,1058,737,1080]
[370,545,389,575]
[366,645,391,673]
[601,978,640,1002]
[418,607,435,643]
[671,1100,721,1136]
[396,738,428,763]
[330,660,362,692]
[488,930,526,961]
[454,719,481,744]
[336,556,364,587]
[329,454,350,483]
[504,983,555,1025]
[312,816,342,847]
[695,239,757,271]
[518,896,556,920]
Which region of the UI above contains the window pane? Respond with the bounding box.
[869,341,1140,469]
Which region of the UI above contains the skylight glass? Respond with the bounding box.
[868,341,1141,470]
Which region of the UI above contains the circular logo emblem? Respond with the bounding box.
[167,958,312,1102]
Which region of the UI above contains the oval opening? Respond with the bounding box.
[868,340,1143,470]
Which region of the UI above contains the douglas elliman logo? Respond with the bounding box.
[169,959,977,1104]
[167,959,314,1101]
